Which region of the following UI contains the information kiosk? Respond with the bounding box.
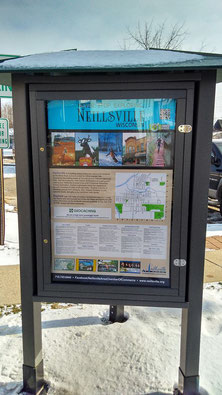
[1,49,222,394]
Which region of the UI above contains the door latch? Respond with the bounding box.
[178,125,192,133]
[173,259,186,267]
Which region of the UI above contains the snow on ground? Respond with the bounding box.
[0,207,19,266]
[206,223,222,237]
[0,285,222,395]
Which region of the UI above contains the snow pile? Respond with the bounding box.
[0,285,222,395]
[0,209,19,267]
[206,223,222,237]
[0,49,204,72]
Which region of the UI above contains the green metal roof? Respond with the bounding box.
[0,54,20,85]
[0,54,20,60]
[0,49,222,81]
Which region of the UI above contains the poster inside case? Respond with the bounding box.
[49,168,172,287]
[47,98,176,287]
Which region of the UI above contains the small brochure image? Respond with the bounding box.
[49,132,75,166]
[97,259,118,272]
[75,133,99,166]
[76,259,96,271]
[122,133,147,166]
[120,261,141,274]
[146,132,174,167]
[54,258,75,271]
[142,263,166,274]
[99,132,122,166]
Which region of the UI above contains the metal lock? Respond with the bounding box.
[173,259,186,267]
[178,125,192,133]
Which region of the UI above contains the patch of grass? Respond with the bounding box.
[51,303,60,310]
[11,305,21,314]
[0,304,22,317]
[51,303,74,310]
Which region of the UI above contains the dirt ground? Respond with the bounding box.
[4,177,17,209]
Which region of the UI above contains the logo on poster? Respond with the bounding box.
[77,108,139,128]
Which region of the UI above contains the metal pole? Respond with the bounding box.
[21,302,47,394]
[177,71,216,395]
[109,305,125,323]
[12,78,48,394]
[0,98,5,245]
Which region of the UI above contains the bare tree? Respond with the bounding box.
[125,20,188,50]
[1,102,13,128]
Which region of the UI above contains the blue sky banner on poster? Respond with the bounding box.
[47,99,176,131]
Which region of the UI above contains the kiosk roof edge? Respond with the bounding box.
[0,49,222,77]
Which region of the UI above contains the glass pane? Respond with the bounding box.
[46,98,176,287]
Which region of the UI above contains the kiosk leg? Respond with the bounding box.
[21,301,48,394]
[177,304,202,395]
[109,305,125,323]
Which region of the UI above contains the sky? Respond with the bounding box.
[1,0,222,120]
[0,0,221,55]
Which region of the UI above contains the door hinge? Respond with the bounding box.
[178,125,192,133]
[173,259,186,267]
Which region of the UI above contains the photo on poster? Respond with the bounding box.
[120,261,141,274]
[49,132,75,166]
[76,259,96,271]
[75,133,99,166]
[146,132,174,167]
[54,258,75,271]
[122,133,147,166]
[99,132,122,166]
[142,263,166,274]
[97,259,118,272]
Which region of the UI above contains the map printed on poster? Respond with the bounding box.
[115,172,166,220]
[49,168,173,287]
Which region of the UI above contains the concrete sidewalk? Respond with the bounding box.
[0,265,21,305]
[0,236,222,305]
[204,236,222,283]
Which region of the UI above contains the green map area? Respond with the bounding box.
[115,203,123,214]
[142,204,164,219]
[115,172,167,220]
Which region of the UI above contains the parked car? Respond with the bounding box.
[209,139,222,215]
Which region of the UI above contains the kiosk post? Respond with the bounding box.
[109,305,125,323]
[13,80,47,394]
[178,71,216,394]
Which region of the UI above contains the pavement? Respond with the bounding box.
[0,265,21,305]
[0,236,222,306]
[204,236,222,283]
